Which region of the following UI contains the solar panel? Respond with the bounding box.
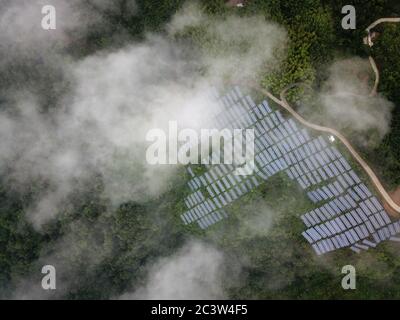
[329,201,340,214]
[316,168,327,181]
[339,157,351,171]
[330,220,342,233]
[333,217,346,231]
[355,226,366,239]
[307,192,318,203]
[360,184,372,197]
[380,211,391,224]
[311,211,322,224]
[301,215,312,228]
[324,221,336,235]
[369,197,382,211]
[369,215,380,229]
[346,230,357,243]
[354,185,367,199]
[313,139,322,151]
[388,224,396,235]
[320,224,332,236]
[182,86,399,254]
[383,227,391,238]
[323,204,335,218]
[314,225,327,238]
[363,221,374,234]
[374,213,385,227]
[314,208,325,221]
[323,185,334,198]
[312,244,322,255]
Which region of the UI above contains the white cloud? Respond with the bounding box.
[0,2,286,229]
[168,2,287,82]
[304,57,394,147]
[120,241,229,300]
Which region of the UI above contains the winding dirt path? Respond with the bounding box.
[368,56,379,97]
[365,17,400,96]
[385,188,400,217]
[248,82,400,217]
[363,17,400,213]
[366,18,400,33]
[242,17,400,216]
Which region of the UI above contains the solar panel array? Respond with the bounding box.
[180,86,398,255]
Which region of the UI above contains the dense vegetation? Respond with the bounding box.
[1,0,400,299]
[368,24,400,187]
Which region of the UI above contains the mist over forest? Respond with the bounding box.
[1,0,400,300]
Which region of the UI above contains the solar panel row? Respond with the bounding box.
[182,86,398,255]
[197,210,229,229]
[371,221,400,244]
[301,195,394,254]
[182,166,261,226]
[310,222,372,255]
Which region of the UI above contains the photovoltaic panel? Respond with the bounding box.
[181,86,398,255]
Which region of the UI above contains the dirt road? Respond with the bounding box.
[365,17,400,96]
[244,18,400,216]
[250,83,400,217]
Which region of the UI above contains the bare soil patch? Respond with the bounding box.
[384,187,400,217]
